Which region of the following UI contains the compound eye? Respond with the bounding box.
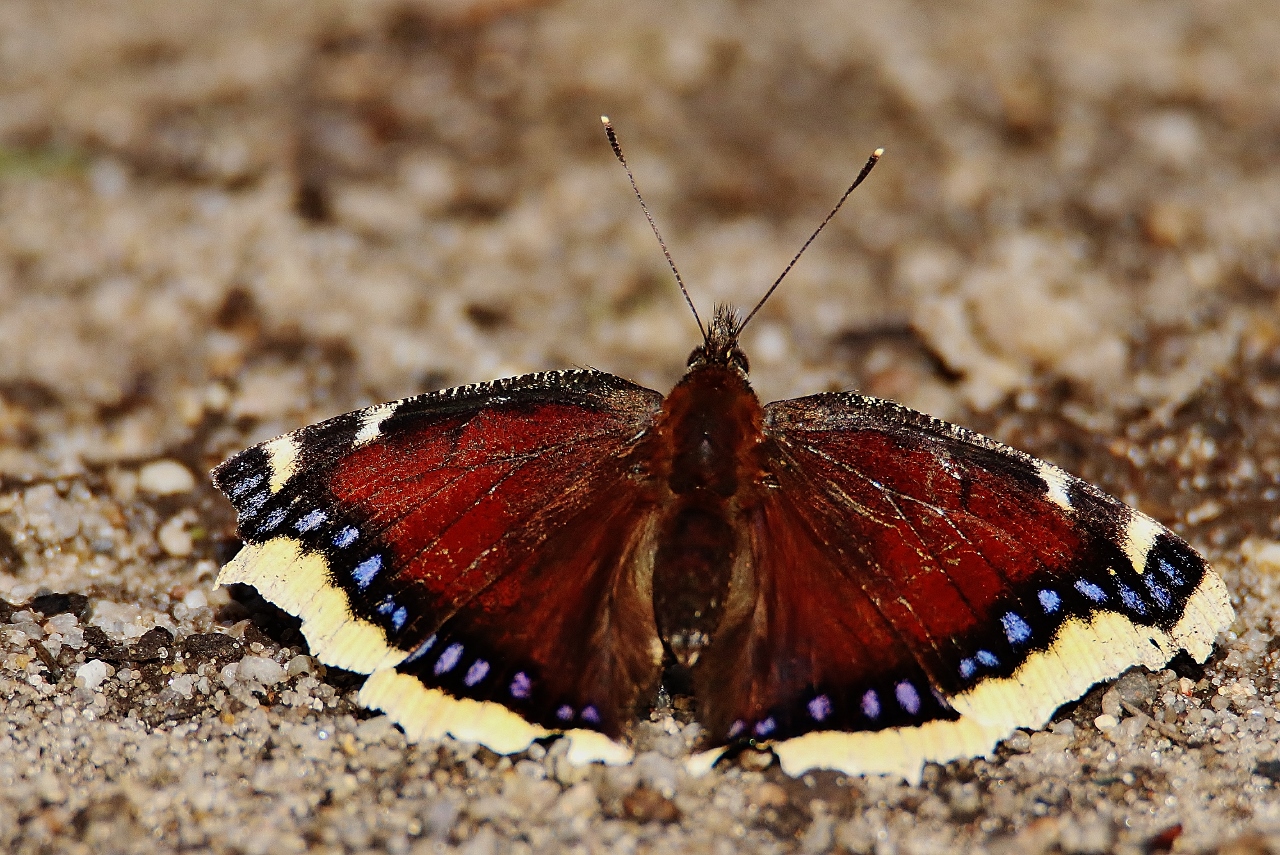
[687,346,706,367]
[730,348,749,374]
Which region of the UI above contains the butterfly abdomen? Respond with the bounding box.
[649,364,767,668]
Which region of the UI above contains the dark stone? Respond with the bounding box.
[80,626,127,660]
[1254,759,1280,784]
[29,592,91,620]
[622,785,680,823]
[179,632,244,669]
[127,626,175,661]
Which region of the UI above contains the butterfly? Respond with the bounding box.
[212,120,1233,781]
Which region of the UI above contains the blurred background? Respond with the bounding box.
[2,0,1277,485]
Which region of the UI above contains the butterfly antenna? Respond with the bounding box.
[739,148,884,333]
[602,116,705,340]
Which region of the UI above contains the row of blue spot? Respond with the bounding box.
[228,471,265,499]
[955,587,1056,681]
[226,479,431,664]
[295,509,326,532]
[238,490,269,524]
[860,680,922,720]
[403,636,543,706]
[353,555,381,589]
[1071,571,1174,617]
[718,558,1194,741]
[724,678,928,740]
[403,636,607,727]
[250,499,355,552]
[556,704,601,724]
[955,563,1188,683]
[376,597,408,632]
[246,501,418,642]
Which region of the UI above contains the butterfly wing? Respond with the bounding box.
[213,369,666,762]
[692,392,1234,780]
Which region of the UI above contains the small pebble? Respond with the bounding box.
[460,825,498,855]
[1005,729,1033,753]
[169,674,196,699]
[551,781,600,820]
[355,714,394,743]
[632,751,679,797]
[138,460,196,495]
[158,514,193,556]
[1094,714,1119,731]
[35,772,66,804]
[285,654,314,677]
[1059,814,1114,854]
[622,785,679,823]
[802,811,836,855]
[1114,670,1154,707]
[1030,731,1072,755]
[752,782,789,809]
[1100,687,1123,718]
[23,484,81,542]
[947,782,982,816]
[238,655,286,686]
[1109,713,1149,745]
[76,659,110,691]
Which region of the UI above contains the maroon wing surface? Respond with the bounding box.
[693,391,1228,751]
[213,369,666,740]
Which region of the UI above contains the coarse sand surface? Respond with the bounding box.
[3,1,1280,852]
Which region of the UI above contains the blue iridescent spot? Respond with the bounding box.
[1075,579,1107,603]
[294,510,327,533]
[510,672,532,699]
[434,642,463,675]
[1038,589,1062,614]
[464,659,490,687]
[861,689,881,720]
[333,526,359,548]
[976,649,999,668]
[1117,583,1147,615]
[1157,557,1186,586]
[727,720,745,739]
[959,658,977,679]
[229,472,265,499]
[403,634,436,664]
[808,694,832,722]
[895,681,921,715]
[1144,574,1172,610]
[754,717,776,737]
[390,606,407,632]
[352,555,381,590]
[258,508,287,533]
[556,705,574,721]
[377,598,395,615]
[240,491,269,519]
[1002,612,1032,645]
[581,706,601,724]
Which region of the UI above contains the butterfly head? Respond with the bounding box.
[687,305,750,375]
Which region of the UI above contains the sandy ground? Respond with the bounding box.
[2,0,1280,852]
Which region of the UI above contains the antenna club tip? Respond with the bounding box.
[873,147,885,157]
[600,115,611,125]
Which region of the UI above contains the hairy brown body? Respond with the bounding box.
[646,334,766,667]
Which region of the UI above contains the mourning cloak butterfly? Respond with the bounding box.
[212,120,1233,781]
